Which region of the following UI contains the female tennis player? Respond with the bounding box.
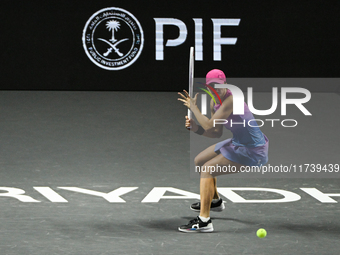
[177,69,269,233]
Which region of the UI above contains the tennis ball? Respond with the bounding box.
[257,228,267,238]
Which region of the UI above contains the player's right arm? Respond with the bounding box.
[185,115,223,138]
[179,90,223,138]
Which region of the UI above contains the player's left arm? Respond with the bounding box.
[191,95,233,132]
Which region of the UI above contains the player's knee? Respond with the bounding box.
[199,163,215,178]
[194,155,205,167]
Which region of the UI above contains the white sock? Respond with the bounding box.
[199,216,210,222]
[212,198,220,203]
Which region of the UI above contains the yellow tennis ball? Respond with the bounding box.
[257,228,267,238]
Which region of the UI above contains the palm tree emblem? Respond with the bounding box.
[106,20,121,43]
[98,19,128,57]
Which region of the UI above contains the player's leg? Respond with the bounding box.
[213,177,219,199]
[194,144,220,199]
[190,144,223,211]
[194,144,218,167]
[179,155,244,233]
[199,154,244,218]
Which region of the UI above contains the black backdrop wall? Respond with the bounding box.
[1,0,339,91]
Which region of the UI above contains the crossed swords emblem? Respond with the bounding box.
[98,38,129,57]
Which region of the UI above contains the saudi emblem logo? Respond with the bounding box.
[82,7,144,70]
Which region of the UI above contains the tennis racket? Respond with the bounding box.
[188,46,194,119]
